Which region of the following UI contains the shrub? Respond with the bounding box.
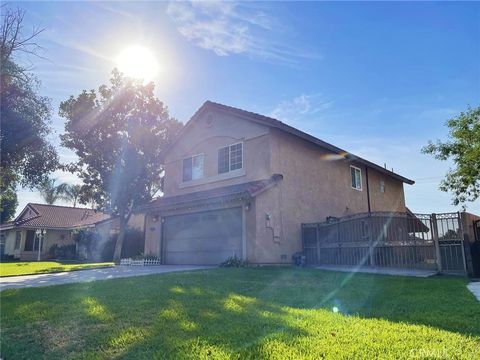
[220,255,249,268]
[48,244,77,260]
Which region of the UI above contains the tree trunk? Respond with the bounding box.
[113,209,131,263]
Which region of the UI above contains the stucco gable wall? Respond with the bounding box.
[257,129,407,262]
[270,129,371,219]
[164,110,271,196]
[367,167,406,212]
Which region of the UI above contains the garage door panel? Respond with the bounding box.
[166,249,241,265]
[163,208,242,265]
[166,236,241,252]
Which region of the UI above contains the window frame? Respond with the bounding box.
[182,153,205,182]
[380,179,386,193]
[218,142,243,175]
[350,165,363,191]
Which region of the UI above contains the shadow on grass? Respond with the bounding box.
[1,267,479,358]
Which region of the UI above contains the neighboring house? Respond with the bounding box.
[0,203,111,261]
[141,101,415,265]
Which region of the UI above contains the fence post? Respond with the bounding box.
[457,212,468,275]
[432,213,442,273]
[368,217,375,267]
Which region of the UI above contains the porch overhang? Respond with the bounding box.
[139,174,283,213]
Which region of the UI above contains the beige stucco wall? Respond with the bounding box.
[368,168,406,212]
[10,228,75,260]
[145,111,409,264]
[163,110,271,196]
[2,230,18,256]
[254,129,408,263]
[144,212,162,257]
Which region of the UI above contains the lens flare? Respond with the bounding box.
[320,151,349,161]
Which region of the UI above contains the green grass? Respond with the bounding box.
[0,261,114,277]
[1,268,479,359]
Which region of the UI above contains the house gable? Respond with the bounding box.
[14,204,40,224]
[163,106,272,196]
[164,101,413,187]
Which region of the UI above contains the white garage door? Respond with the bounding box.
[163,207,243,265]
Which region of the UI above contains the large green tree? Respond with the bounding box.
[422,106,480,207]
[0,167,18,223]
[0,6,58,221]
[60,70,182,261]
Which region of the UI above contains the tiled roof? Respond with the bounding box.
[141,174,283,211]
[12,203,111,229]
[165,101,414,185]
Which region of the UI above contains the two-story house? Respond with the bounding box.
[141,101,414,265]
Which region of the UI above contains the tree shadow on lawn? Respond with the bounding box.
[83,269,480,359]
[1,268,480,358]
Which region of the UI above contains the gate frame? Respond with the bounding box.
[303,211,469,275]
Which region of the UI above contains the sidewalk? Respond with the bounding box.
[0,265,212,291]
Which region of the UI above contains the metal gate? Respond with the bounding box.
[434,212,467,273]
[302,212,467,274]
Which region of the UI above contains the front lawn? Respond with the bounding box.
[0,261,114,277]
[1,268,479,359]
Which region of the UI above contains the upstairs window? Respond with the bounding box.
[183,154,204,182]
[218,143,243,174]
[350,166,362,191]
[380,179,385,193]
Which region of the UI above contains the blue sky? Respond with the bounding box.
[12,1,480,215]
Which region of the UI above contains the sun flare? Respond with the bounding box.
[115,45,159,81]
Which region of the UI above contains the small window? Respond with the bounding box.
[350,166,362,190]
[14,231,21,250]
[183,154,204,182]
[380,179,385,193]
[218,143,243,174]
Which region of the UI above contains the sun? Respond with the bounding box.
[115,45,159,81]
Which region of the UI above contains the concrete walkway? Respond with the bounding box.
[315,265,437,277]
[0,265,212,291]
[467,282,480,301]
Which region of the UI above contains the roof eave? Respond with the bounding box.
[208,102,415,185]
[162,101,414,185]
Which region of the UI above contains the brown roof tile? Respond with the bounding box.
[141,174,283,212]
[13,203,111,229]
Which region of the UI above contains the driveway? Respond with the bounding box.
[467,281,480,301]
[0,265,212,291]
